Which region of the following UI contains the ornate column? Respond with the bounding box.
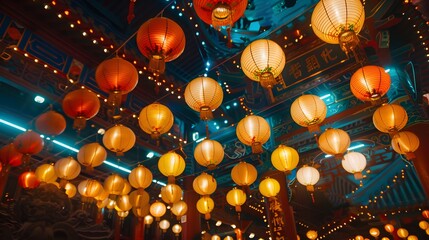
[182,176,201,240]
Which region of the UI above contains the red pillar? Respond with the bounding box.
[133,217,145,240]
[407,123,429,197]
[182,176,201,240]
[114,215,121,240]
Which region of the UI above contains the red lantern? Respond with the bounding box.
[18,171,40,189]
[13,130,44,163]
[423,210,429,219]
[136,17,186,73]
[193,0,248,30]
[62,88,100,130]
[0,143,23,167]
[35,110,67,136]
[95,57,139,107]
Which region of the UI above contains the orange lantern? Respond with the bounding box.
[384,224,395,233]
[144,215,154,225]
[0,143,23,167]
[121,180,132,195]
[129,188,150,208]
[391,131,420,160]
[132,203,150,219]
[342,152,367,180]
[54,156,81,187]
[128,165,153,189]
[18,171,40,189]
[35,110,66,136]
[95,57,138,107]
[259,177,280,198]
[77,142,107,170]
[103,124,136,156]
[136,17,186,73]
[226,187,246,212]
[290,94,327,132]
[116,194,132,211]
[158,151,186,183]
[271,145,299,173]
[13,130,44,163]
[35,163,57,183]
[161,183,183,204]
[306,230,318,240]
[318,128,351,160]
[62,88,100,130]
[194,139,224,169]
[193,172,217,196]
[231,161,257,188]
[419,220,429,230]
[150,200,167,221]
[104,174,125,197]
[397,228,409,238]
[355,236,364,240]
[138,103,174,139]
[296,165,320,192]
[64,182,77,198]
[373,104,408,134]
[350,65,391,103]
[236,115,271,154]
[184,76,224,120]
[171,200,188,220]
[78,179,104,200]
[193,0,248,30]
[422,210,429,219]
[196,196,215,220]
[369,228,380,237]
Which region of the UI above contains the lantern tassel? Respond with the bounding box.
[168,175,175,184]
[311,192,315,204]
[73,116,86,131]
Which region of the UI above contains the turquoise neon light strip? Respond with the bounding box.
[324,144,366,158]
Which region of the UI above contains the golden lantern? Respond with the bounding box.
[104,174,125,197]
[384,224,395,233]
[117,211,129,219]
[184,76,224,120]
[64,182,77,198]
[355,236,364,240]
[95,189,109,202]
[132,203,150,218]
[193,172,217,196]
[369,228,380,237]
[297,165,320,192]
[271,145,299,173]
[129,165,153,189]
[196,196,215,220]
[103,124,135,156]
[35,163,57,183]
[407,235,418,240]
[231,161,257,188]
[150,201,166,221]
[373,104,408,134]
[318,128,351,160]
[290,94,327,132]
[226,187,246,212]
[212,235,221,240]
[171,200,188,220]
[138,103,174,139]
[129,189,150,208]
[397,228,409,238]
[259,177,280,198]
[342,152,367,180]
[97,197,109,209]
[106,198,116,210]
[116,194,132,211]
[311,0,365,56]
[172,224,182,236]
[54,156,81,188]
[78,179,104,200]
[391,131,420,160]
[144,215,154,225]
[241,39,286,102]
[419,220,429,230]
[381,238,389,240]
[161,183,183,204]
[77,142,107,170]
[236,115,271,154]
[121,180,132,195]
[306,230,318,240]
[350,65,391,103]
[159,219,170,232]
[158,151,186,183]
[194,139,224,170]
[224,236,233,240]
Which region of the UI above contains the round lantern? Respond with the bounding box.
[95,57,138,107]
[159,219,170,232]
[172,224,182,236]
[171,200,188,220]
[95,189,109,202]
[103,124,135,156]
[290,94,327,132]
[184,76,223,120]
[381,238,389,240]
[120,180,132,195]
[106,199,116,210]
[64,182,77,198]
[419,220,429,230]
[161,183,183,204]
[318,128,351,159]
[224,236,233,240]
[0,143,23,167]
[13,130,44,163]
[306,230,318,240]
[129,189,150,207]
[158,151,186,183]
[407,235,418,240]
[194,139,224,170]
[35,110,66,136]
[196,196,215,220]
[342,152,367,179]
[397,228,409,238]
[226,187,246,212]
[193,0,248,30]
[369,228,380,237]
[136,17,185,73]
[297,165,320,192]
[104,174,125,197]
[271,145,299,173]
[373,104,408,134]
[384,224,394,233]
[116,194,132,211]
[54,156,81,187]
[132,204,150,218]
[311,0,365,54]
[78,179,104,200]
[18,171,40,189]
[35,163,57,183]
[350,65,391,102]
[355,236,364,240]
[212,235,221,240]
[423,210,429,219]
[259,177,280,198]
[77,142,107,170]
[391,131,420,160]
[144,215,154,225]
[128,165,153,189]
[150,201,167,221]
[231,161,257,188]
[236,115,271,154]
[193,172,217,196]
[138,103,174,139]
[62,88,100,130]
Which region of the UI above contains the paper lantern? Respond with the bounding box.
[311,0,365,55]
[103,124,135,156]
[271,145,299,173]
[423,210,429,219]
[138,103,174,139]
[95,189,109,202]
[419,220,429,230]
[259,177,280,198]
[136,17,185,73]
[236,115,271,154]
[342,152,367,180]
[0,143,23,167]
[355,236,364,240]
[350,65,391,102]
[78,179,104,199]
[193,0,248,30]
[369,228,380,237]
[226,187,246,212]
[64,182,77,198]
[397,228,409,238]
[171,200,188,219]
[184,76,223,120]
[212,235,221,240]
[62,88,100,130]
[158,151,186,183]
[129,189,150,208]
[35,110,66,136]
[104,174,125,196]
[18,171,40,189]
[132,204,150,218]
[224,236,233,240]
[318,128,351,159]
[150,201,166,221]
[297,165,320,192]
[231,161,257,187]
[128,165,153,189]
[117,211,129,219]
[373,104,408,134]
[95,57,138,107]
[120,180,131,196]
[306,230,318,240]
[13,130,44,163]
[384,224,394,233]
[290,94,327,132]
[391,131,420,160]
[144,215,154,225]
[196,196,215,220]
[194,139,224,169]
[407,235,418,240]
[159,219,170,232]
[106,199,116,210]
[54,157,81,187]
[77,142,107,170]
[172,224,182,236]
[193,172,217,196]
[161,183,182,204]
[116,194,132,211]
[35,163,57,183]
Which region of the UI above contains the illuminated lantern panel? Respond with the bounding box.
[196,196,215,220]
[373,104,408,134]
[391,131,420,160]
[54,156,81,187]
[271,145,299,173]
[226,187,246,212]
[18,171,40,189]
[350,65,391,102]
[35,163,57,183]
[150,201,166,221]
[103,124,136,156]
[306,230,318,240]
[194,139,224,169]
[231,161,257,188]
[158,152,186,184]
[259,177,280,198]
[290,94,327,133]
[104,174,125,196]
[35,110,66,136]
[138,103,174,139]
[236,115,271,154]
[342,152,367,180]
[297,165,320,192]
[128,165,153,189]
[62,89,100,130]
[160,183,182,204]
[77,142,107,170]
[193,172,217,196]
[318,128,350,160]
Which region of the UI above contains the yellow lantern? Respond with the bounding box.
[196,196,215,220]
[106,198,116,210]
[231,161,257,188]
[104,174,125,196]
[171,200,188,220]
[342,152,367,180]
[161,183,183,204]
[194,139,224,170]
[116,194,132,211]
[35,163,57,183]
[158,151,186,183]
[226,187,246,212]
[129,189,150,208]
[419,220,429,230]
[297,165,320,192]
[54,156,81,188]
[64,182,77,198]
[259,177,280,198]
[271,145,299,173]
[78,179,104,200]
[236,115,271,154]
[138,103,174,139]
[97,197,109,209]
[159,219,170,232]
[290,94,327,132]
[311,0,365,55]
[391,131,420,160]
[184,76,224,120]
[407,235,418,240]
[397,228,409,238]
[355,236,364,240]
[384,224,395,233]
[369,227,380,237]
[381,238,390,240]
[172,224,182,236]
[318,128,351,159]
[120,180,132,195]
[373,104,408,134]
[193,172,217,196]
[129,165,153,189]
[144,215,154,225]
[150,201,166,221]
[77,142,107,170]
[103,124,136,156]
[306,230,318,240]
[95,189,109,202]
